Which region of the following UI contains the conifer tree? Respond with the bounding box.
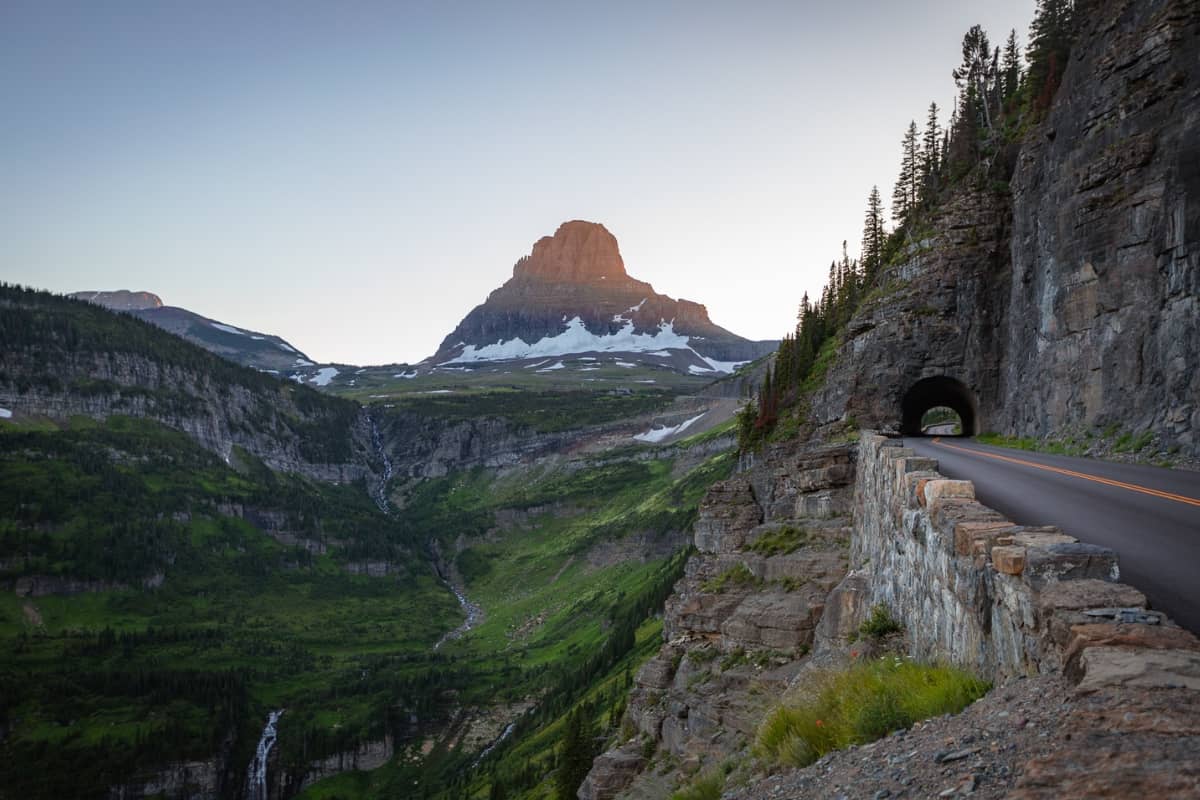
[1001,29,1022,108]
[954,25,997,136]
[892,121,921,225]
[1027,0,1075,113]
[861,187,886,281]
[920,103,941,201]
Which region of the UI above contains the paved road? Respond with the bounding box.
[904,437,1200,633]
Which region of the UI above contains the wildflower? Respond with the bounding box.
[814,719,824,727]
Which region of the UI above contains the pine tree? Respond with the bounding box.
[892,121,921,226]
[1027,0,1075,113]
[861,186,886,281]
[555,709,593,800]
[953,25,996,144]
[919,103,941,202]
[1001,29,1022,109]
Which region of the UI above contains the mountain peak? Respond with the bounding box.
[69,290,163,311]
[513,220,627,283]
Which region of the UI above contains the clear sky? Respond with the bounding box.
[2,0,1035,365]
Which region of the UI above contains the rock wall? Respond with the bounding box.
[1001,0,1200,455]
[853,431,1200,795]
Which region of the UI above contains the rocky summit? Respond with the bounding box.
[429,220,776,373]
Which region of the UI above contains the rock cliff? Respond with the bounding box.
[580,440,856,799]
[809,0,1200,460]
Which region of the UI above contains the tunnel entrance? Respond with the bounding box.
[901,376,977,436]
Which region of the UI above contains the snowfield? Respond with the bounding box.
[308,367,339,386]
[633,413,706,444]
[211,322,247,336]
[442,316,747,373]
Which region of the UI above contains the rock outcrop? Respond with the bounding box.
[581,441,855,799]
[69,290,164,311]
[431,220,776,367]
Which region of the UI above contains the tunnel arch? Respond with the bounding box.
[901,376,978,436]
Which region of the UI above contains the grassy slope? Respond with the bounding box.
[295,448,734,799]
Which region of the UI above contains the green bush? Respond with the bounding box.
[755,657,989,767]
[858,604,903,639]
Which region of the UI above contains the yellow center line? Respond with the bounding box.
[929,437,1200,509]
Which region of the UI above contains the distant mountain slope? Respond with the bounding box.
[3,284,367,480]
[429,221,777,376]
[69,290,315,374]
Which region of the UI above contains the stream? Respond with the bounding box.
[246,709,283,800]
[366,411,481,650]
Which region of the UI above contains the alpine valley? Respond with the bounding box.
[5,1,1200,798]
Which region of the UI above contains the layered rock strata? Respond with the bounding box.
[580,442,856,799]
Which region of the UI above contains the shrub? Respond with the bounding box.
[858,604,903,640]
[755,657,989,767]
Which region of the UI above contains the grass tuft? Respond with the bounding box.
[746,525,809,556]
[755,657,989,768]
[670,768,726,800]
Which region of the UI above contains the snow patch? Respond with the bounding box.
[536,361,566,372]
[277,342,297,353]
[294,358,315,367]
[394,371,419,379]
[212,322,247,336]
[524,360,551,370]
[0,408,12,419]
[423,389,454,394]
[615,361,636,368]
[308,367,339,386]
[633,413,706,444]
[445,317,696,364]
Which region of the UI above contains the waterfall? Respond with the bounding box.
[246,710,283,800]
[367,411,394,513]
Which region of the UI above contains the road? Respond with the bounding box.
[904,436,1200,633]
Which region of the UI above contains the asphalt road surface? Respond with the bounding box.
[904,436,1200,634]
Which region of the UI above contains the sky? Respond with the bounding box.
[2,0,1036,365]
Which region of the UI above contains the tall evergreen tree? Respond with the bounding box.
[1001,29,1022,108]
[919,103,941,201]
[861,186,886,281]
[1027,0,1075,112]
[953,25,997,135]
[555,709,594,800]
[892,121,921,225]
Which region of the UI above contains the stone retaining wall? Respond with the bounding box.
[853,432,1200,688]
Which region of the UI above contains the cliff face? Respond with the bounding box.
[810,0,1199,459]
[1001,0,1200,452]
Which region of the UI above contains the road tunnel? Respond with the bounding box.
[901,376,978,436]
